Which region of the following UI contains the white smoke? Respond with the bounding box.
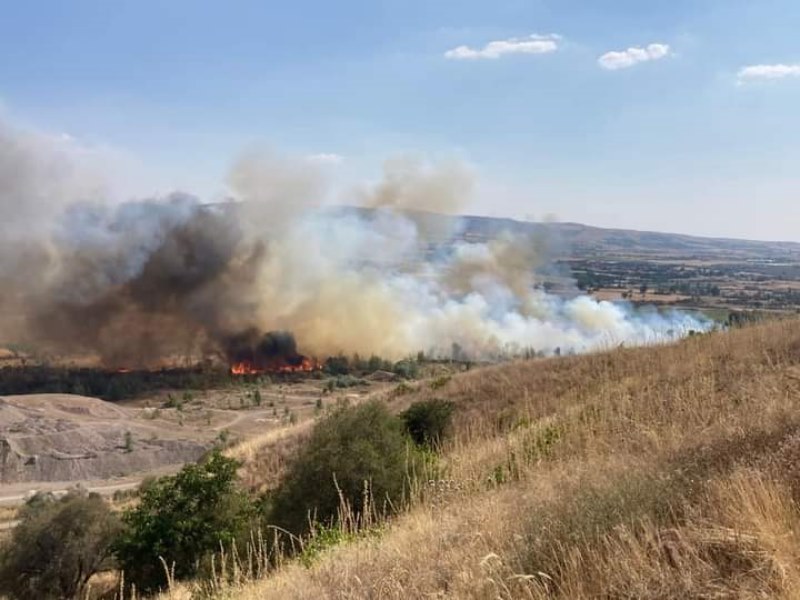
[0,119,712,362]
[244,204,711,359]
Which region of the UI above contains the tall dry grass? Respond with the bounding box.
[157,318,800,599]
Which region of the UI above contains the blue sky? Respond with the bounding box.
[1,0,799,240]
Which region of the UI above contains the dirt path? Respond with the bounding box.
[0,479,148,531]
[0,465,183,507]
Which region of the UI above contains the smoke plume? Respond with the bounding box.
[0,121,710,366]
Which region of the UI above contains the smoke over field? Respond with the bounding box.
[0,122,710,367]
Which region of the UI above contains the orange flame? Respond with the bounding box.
[230,362,259,375]
[230,356,318,375]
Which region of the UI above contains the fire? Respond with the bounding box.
[230,356,318,375]
[230,362,260,375]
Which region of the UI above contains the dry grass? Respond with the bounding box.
[225,420,314,493]
[156,318,800,599]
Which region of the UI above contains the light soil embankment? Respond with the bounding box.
[0,394,210,489]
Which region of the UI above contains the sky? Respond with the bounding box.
[1,0,799,241]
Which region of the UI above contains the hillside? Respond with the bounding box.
[462,217,800,260]
[364,208,800,260]
[319,206,800,261]
[160,317,800,599]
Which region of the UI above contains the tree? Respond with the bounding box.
[115,450,254,593]
[0,490,121,600]
[269,401,421,537]
[323,354,351,376]
[368,354,391,372]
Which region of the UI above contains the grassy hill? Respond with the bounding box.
[157,317,800,599]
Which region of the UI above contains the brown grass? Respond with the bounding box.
[157,318,800,599]
[225,420,313,493]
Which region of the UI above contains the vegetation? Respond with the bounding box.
[392,359,419,380]
[0,490,121,600]
[106,405,424,595]
[154,317,800,599]
[325,374,367,391]
[0,366,231,401]
[267,401,422,537]
[9,319,800,599]
[115,451,254,593]
[123,430,134,453]
[400,398,455,449]
[323,354,421,379]
[0,351,426,401]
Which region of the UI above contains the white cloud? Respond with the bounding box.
[737,64,800,83]
[444,34,560,60]
[306,153,344,165]
[598,43,671,71]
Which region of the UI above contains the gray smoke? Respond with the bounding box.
[0,121,711,366]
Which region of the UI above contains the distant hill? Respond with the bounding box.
[454,214,800,261]
[226,203,800,261]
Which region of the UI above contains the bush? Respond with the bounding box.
[333,375,366,389]
[115,450,254,593]
[401,399,455,449]
[393,359,419,380]
[269,401,421,537]
[0,490,121,600]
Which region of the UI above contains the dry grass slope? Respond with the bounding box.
[162,318,800,599]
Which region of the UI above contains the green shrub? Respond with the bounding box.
[393,359,419,380]
[401,399,455,449]
[298,526,357,568]
[269,401,421,537]
[115,450,254,593]
[334,375,366,388]
[0,490,121,600]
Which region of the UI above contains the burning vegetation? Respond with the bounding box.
[224,330,318,375]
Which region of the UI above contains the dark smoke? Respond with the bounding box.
[23,195,269,367]
[223,329,306,370]
[0,120,712,365]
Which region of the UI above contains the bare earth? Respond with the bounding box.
[0,380,387,506]
[0,394,209,489]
